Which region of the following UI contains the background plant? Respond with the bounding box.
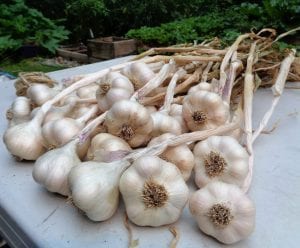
[0,0,69,57]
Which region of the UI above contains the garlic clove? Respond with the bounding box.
[119,156,189,227]
[193,136,249,188]
[32,139,81,196]
[183,90,230,131]
[189,181,255,244]
[148,133,194,181]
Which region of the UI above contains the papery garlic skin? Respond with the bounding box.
[193,136,249,188]
[119,156,189,227]
[104,100,153,147]
[189,182,255,244]
[87,133,131,161]
[148,133,194,181]
[27,84,59,106]
[150,112,182,137]
[183,90,229,131]
[96,72,134,112]
[122,62,155,90]
[69,161,129,221]
[32,140,80,196]
[169,104,189,133]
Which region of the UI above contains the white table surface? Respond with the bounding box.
[0,57,300,248]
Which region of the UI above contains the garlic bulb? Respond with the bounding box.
[146,106,157,114]
[169,104,189,133]
[104,100,153,147]
[69,160,130,221]
[32,139,81,196]
[151,112,182,137]
[43,101,77,124]
[188,82,216,94]
[3,111,46,160]
[193,136,249,188]
[42,117,82,148]
[148,134,194,181]
[76,83,98,99]
[122,62,155,90]
[27,83,60,106]
[182,90,229,131]
[7,96,31,121]
[42,105,98,148]
[119,156,189,227]
[189,182,255,244]
[86,133,131,161]
[96,72,134,112]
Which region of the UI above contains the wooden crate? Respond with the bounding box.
[87,37,137,60]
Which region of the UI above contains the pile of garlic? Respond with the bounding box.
[3,29,298,245]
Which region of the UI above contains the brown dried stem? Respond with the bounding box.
[131,59,176,101]
[218,33,250,94]
[160,68,187,113]
[243,49,296,193]
[140,67,202,105]
[222,52,243,103]
[201,61,214,82]
[242,42,257,193]
[126,121,239,161]
[169,226,180,248]
[149,55,223,64]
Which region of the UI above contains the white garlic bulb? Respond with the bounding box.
[104,100,153,147]
[182,90,229,131]
[3,111,46,160]
[189,182,255,244]
[42,105,98,148]
[188,82,216,94]
[43,101,76,124]
[193,136,249,188]
[32,139,81,196]
[169,104,189,133]
[27,83,60,106]
[86,133,131,161]
[76,83,98,99]
[148,134,194,181]
[69,160,130,221]
[151,112,182,137]
[96,72,134,112]
[42,117,82,148]
[122,62,155,89]
[7,96,31,121]
[119,156,189,227]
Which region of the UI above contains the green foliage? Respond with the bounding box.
[0,0,69,56]
[66,0,108,41]
[126,1,300,46]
